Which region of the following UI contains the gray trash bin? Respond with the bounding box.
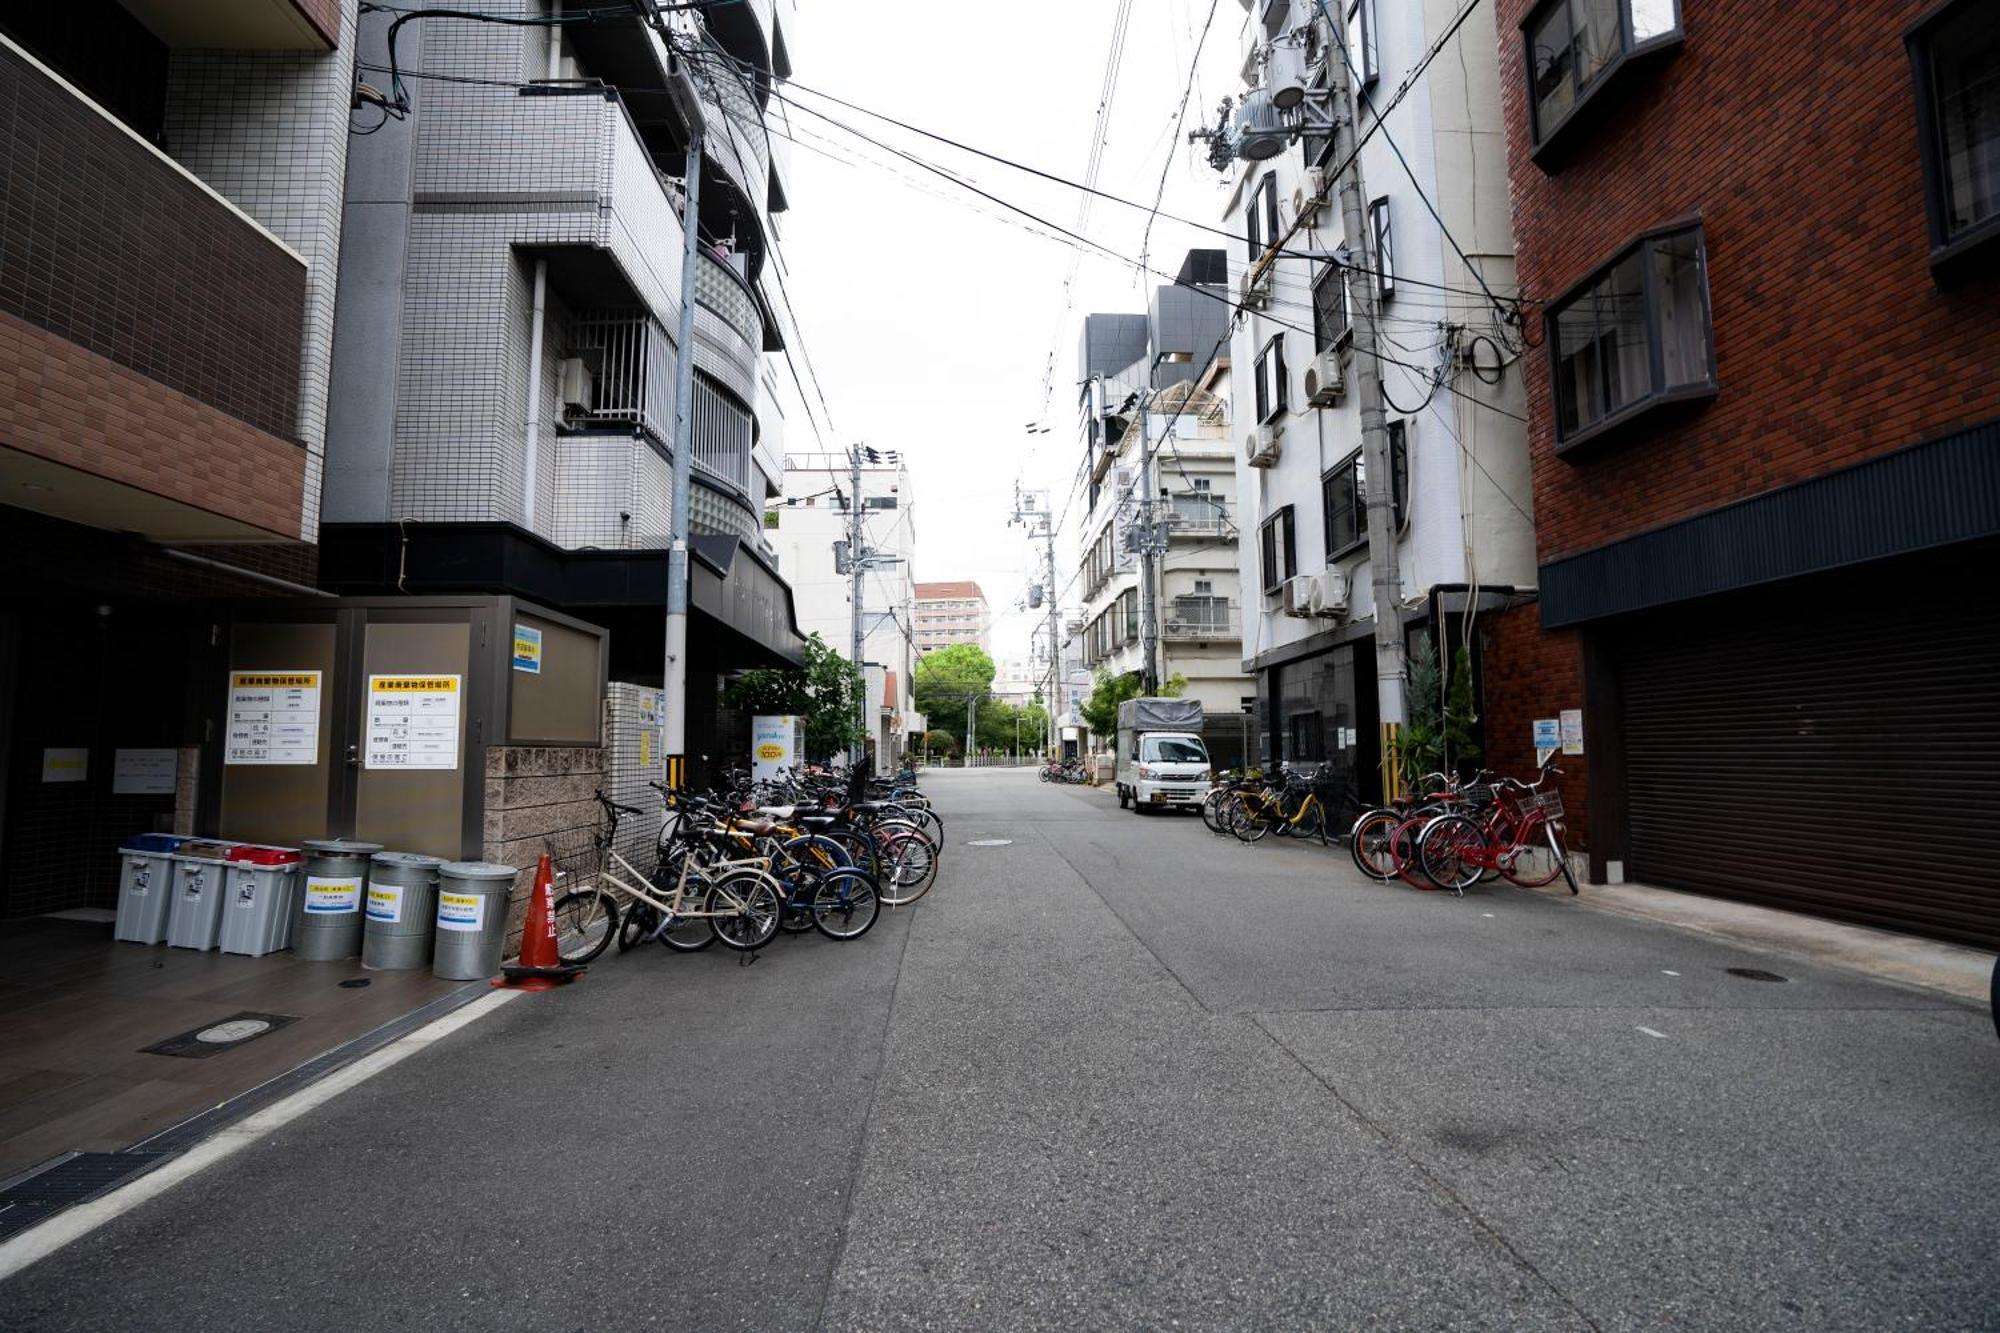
[432,862,522,981]
[363,851,445,970]
[166,840,240,950]
[294,839,384,961]
[219,846,303,958]
[114,834,191,945]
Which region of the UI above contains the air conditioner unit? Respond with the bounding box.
[1244,423,1282,468]
[1306,569,1348,617]
[1291,185,1322,227]
[557,357,593,413]
[1165,618,1187,634]
[1302,349,1345,406]
[1238,265,1271,309]
[1281,575,1316,618]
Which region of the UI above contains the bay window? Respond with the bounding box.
[1909,0,2000,277]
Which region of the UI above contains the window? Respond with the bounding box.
[1260,505,1298,592]
[1194,578,1213,595]
[1546,221,1715,449]
[1254,335,1289,423]
[1909,0,2000,274]
[1522,0,1683,155]
[1345,0,1378,87]
[1320,425,1408,560]
[864,496,897,509]
[1120,590,1139,643]
[1368,197,1394,302]
[1246,173,1280,261]
[1192,478,1211,492]
[1312,262,1350,351]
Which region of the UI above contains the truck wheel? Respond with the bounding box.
[1117,786,1129,809]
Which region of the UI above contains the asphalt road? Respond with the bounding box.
[7,769,1999,1331]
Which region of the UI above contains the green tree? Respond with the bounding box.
[920,729,959,760]
[1399,636,1481,784]
[719,631,863,760]
[913,643,996,739]
[1080,669,1143,740]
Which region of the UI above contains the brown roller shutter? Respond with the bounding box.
[1617,562,2000,949]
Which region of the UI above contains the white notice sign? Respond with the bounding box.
[113,748,178,795]
[365,674,461,770]
[437,890,485,933]
[226,671,322,765]
[1559,708,1585,756]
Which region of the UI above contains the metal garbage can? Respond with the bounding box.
[166,840,240,950]
[294,839,384,961]
[432,862,522,981]
[219,846,302,957]
[363,851,445,970]
[114,833,191,945]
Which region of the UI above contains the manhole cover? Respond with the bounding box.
[141,1011,299,1059]
[967,838,1013,847]
[1725,967,1788,983]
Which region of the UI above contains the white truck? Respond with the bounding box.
[1114,697,1211,813]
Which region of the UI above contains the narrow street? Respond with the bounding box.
[7,768,1998,1331]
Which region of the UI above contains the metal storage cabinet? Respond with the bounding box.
[218,846,303,957]
[113,833,191,945]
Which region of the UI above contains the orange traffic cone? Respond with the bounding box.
[495,853,584,991]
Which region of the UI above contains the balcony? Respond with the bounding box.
[562,312,753,503]
[1163,494,1231,536]
[1162,598,1238,641]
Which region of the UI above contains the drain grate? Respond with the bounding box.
[0,1152,172,1242]
[1725,967,1789,983]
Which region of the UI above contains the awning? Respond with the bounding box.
[317,521,806,668]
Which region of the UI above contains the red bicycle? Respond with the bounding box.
[1417,763,1579,896]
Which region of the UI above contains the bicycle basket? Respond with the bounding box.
[542,823,604,889]
[1537,790,1566,819]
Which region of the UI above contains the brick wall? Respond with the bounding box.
[1478,602,1587,850]
[0,312,305,539]
[0,42,308,443]
[479,742,605,954]
[1494,0,2000,564]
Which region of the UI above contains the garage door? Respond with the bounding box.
[1620,568,2000,949]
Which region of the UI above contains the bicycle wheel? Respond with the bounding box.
[1295,802,1328,846]
[1348,808,1399,879]
[1199,789,1229,835]
[706,874,782,951]
[1229,797,1271,843]
[1418,815,1487,895]
[810,868,881,941]
[1552,825,1580,895]
[876,829,938,906]
[617,902,659,952]
[1499,816,1565,888]
[1389,814,1437,888]
[551,890,617,965]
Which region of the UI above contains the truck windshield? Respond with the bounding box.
[1142,736,1208,764]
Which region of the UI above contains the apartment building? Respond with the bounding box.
[314,0,807,786]
[0,0,358,917]
[913,582,992,656]
[1075,252,1255,726]
[772,452,922,763]
[1224,0,1534,799]
[1485,0,2000,947]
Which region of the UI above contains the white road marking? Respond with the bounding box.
[1635,1026,1669,1040]
[0,989,521,1283]
[1661,969,1681,976]
[1481,913,1495,918]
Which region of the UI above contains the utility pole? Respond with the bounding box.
[848,444,866,768]
[661,64,705,793]
[1011,486,1064,760]
[1321,7,1407,799]
[1135,389,1159,694]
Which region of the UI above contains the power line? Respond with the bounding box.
[1137,0,1222,274]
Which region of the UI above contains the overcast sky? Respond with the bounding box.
[771,1,1240,666]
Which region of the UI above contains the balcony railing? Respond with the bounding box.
[1162,599,1238,640]
[1163,494,1231,536]
[564,311,753,497]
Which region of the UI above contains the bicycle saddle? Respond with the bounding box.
[756,804,799,820]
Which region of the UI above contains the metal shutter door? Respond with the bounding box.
[1620,579,2000,949]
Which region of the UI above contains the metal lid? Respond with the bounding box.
[371,851,446,869]
[302,839,385,855]
[175,841,237,859]
[227,846,301,866]
[439,861,523,882]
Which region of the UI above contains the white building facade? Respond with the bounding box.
[773,452,921,764]
[1224,0,1534,800]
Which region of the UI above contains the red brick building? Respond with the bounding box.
[1487,0,2000,945]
